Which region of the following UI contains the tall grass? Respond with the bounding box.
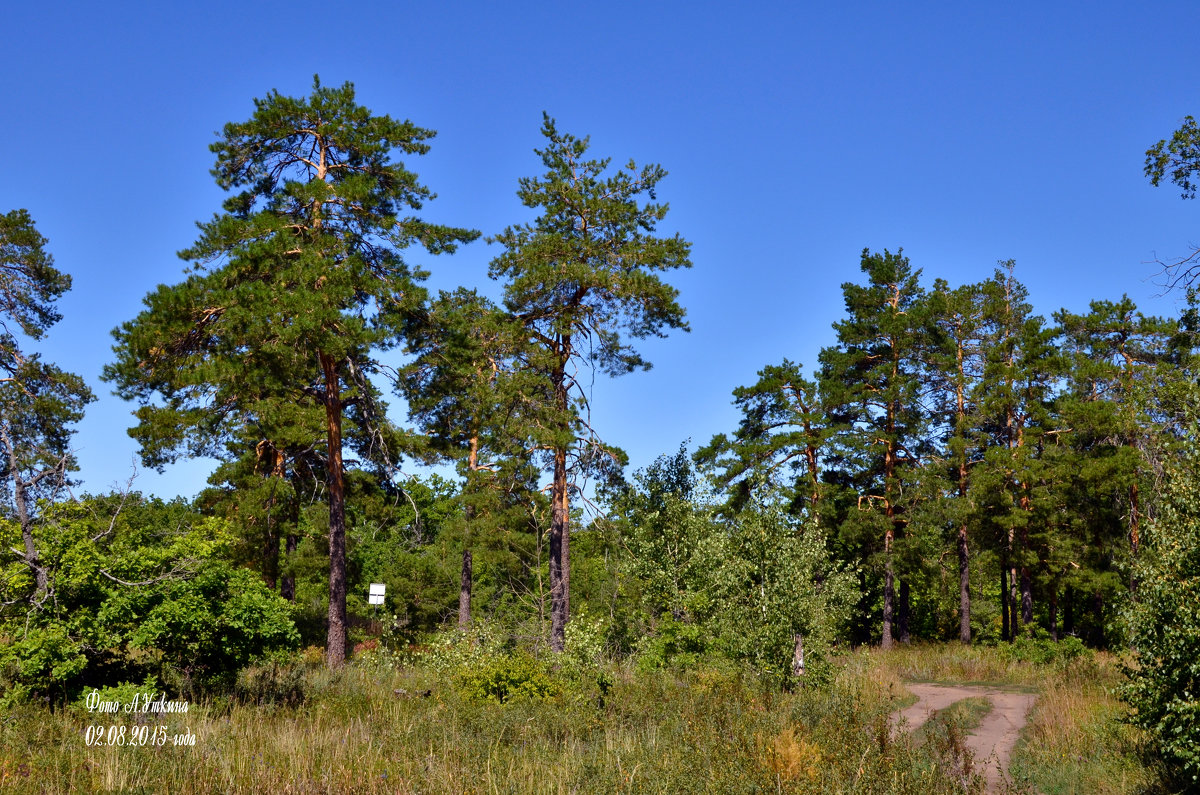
[0,642,1168,794]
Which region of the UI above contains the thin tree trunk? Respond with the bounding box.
[898,580,911,644]
[281,533,297,602]
[3,424,51,599]
[321,352,348,669]
[1064,586,1075,637]
[1019,489,1033,629]
[1000,562,1010,642]
[460,435,480,630]
[1020,565,1033,628]
[882,528,895,649]
[954,336,971,643]
[1048,583,1058,642]
[959,523,971,643]
[256,439,284,593]
[1010,561,1021,637]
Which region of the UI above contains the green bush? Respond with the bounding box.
[454,653,561,703]
[633,615,711,672]
[1005,633,1091,666]
[0,496,300,704]
[1121,442,1200,786]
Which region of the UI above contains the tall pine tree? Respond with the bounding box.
[818,249,933,648]
[488,115,691,651]
[0,209,93,605]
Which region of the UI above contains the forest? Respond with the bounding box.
[3,79,1200,792]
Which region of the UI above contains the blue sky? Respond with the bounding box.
[5,1,1200,499]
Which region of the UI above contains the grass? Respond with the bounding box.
[1007,657,1163,795]
[912,696,993,745]
[0,642,1172,794]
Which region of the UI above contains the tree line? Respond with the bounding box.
[700,251,1195,649]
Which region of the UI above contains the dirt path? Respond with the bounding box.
[890,683,1038,794]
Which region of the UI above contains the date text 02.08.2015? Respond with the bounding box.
[84,724,195,747]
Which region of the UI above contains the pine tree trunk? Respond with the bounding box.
[954,340,971,644]
[959,523,971,643]
[550,445,569,652]
[262,526,279,593]
[281,533,297,601]
[1130,480,1141,555]
[459,547,473,629]
[321,352,348,669]
[3,425,51,600]
[1010,562,1021,637]
[1001,562,1010,642]
[549,342,571,654]
[1019,492,1033,630]
[882,529,895,649]
[1020,566,1033,628]
[460,436,479,630]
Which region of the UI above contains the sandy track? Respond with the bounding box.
[890,683,1038,793]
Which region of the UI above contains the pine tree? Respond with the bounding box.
[105,78,478,667]
[1056,297,1180,556]
[973,264,1059,638]
[818,249,934,648]
[696,359,831,519]
[0,209,93,605]
[488,115,692,651]
[402,287,543,628]
[925,278,993,642]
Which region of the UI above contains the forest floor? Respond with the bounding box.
[890,682,1038,793]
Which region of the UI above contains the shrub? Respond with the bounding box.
[454,653,561,703]
[1121,443,1200,786]
[633,616,711,672]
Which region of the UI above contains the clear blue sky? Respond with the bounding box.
[6,1,1200,499]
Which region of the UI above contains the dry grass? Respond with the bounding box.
[1007,654,1161,795]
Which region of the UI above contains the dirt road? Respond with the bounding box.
[890,683,1038,793]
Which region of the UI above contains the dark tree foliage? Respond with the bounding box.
[696,359,831,519]
[401,287,544,627]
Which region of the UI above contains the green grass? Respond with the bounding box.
[0,642,1171,794]
[912,696,993,745]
